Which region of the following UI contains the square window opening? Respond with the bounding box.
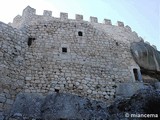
[62,47,67,53]
[78,31,83,36]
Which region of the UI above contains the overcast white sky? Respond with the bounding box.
[0,0,159,50]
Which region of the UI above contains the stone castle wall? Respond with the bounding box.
[0,22,28,115]
[24,19,138,101]
[0,6,146,116]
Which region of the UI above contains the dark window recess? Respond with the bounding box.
[78,31,83,36]
[133,68,138,80]
[28,37,36,46]
[59,69,62,72]
[116,42,119,46]
[28,38,32,46]
[55,89,59,93]
[113,95,116,98]
[62,47,67,53]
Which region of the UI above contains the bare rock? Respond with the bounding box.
[109,87,160,119]
[131,41,160,71]
[10,93,45,119]
[131,41,160,80]
[41,93,108,120]
[8,88,160,120]
[9,93,108,120]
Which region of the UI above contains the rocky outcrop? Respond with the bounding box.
[41,93,108,120]
[131,41,160,80]
[5,87,160,120]
[10,93,45,119]
[9,93,108,120]
[109,87,160,119]
[131,41,160,71]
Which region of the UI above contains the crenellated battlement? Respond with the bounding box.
[90,16,98,23]
[10,6,152,48]
[9,6,158,49]
[75,14,83,21]
[103,19,112,25]
[117,21,124,27]
[11,6,135,30]
[22,6,36,17]
[43,10,52,17]
[60,12,68,20]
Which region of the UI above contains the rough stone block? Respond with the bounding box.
[26,77,32,81]
[132,31,138,37]
[152,45,157,50]
[90,16,98,23]
[155,82,160,89]
[0,96,6,103]
[60,12,68,20]
[116,83,145,97]
[43,10,52,17]
[10,93,45,119]
[6,99,14,105]
[103,19,112,25]
[22,6,36,17]
[117,21,124,27]
[125,25,132,31]
[75,14,83,21]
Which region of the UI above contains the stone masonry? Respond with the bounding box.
[1,6,155,116]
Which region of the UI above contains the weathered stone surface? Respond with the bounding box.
[8,88,160,119]
[10,93,45,119]
[109,87,160,119]
[0,115,4,120]
[155,82,160,89]
[116,83,146,98]
[41,93,108,120]
[9,93,108,119]
[131,41,160,72]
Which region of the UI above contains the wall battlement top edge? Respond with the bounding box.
[10,5,153,46]
[14,6,134,29]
